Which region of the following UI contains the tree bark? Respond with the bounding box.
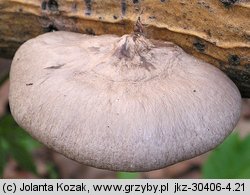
[0,0,250,96]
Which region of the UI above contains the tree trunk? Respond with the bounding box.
[0,0,250,96]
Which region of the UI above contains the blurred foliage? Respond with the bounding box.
[0,114,40,178]
[46,162,60,179]
[202,133,250,179]
[116,172,140,179]
[0,75,8,86]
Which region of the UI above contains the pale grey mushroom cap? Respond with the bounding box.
[9,31,241,171]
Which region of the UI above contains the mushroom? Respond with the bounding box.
[9,31,241,171]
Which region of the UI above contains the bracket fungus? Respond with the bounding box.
[9,31,241,171]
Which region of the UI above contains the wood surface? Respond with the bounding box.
[0,0,250,96]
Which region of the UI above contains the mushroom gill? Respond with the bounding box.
[9,31,241,171]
